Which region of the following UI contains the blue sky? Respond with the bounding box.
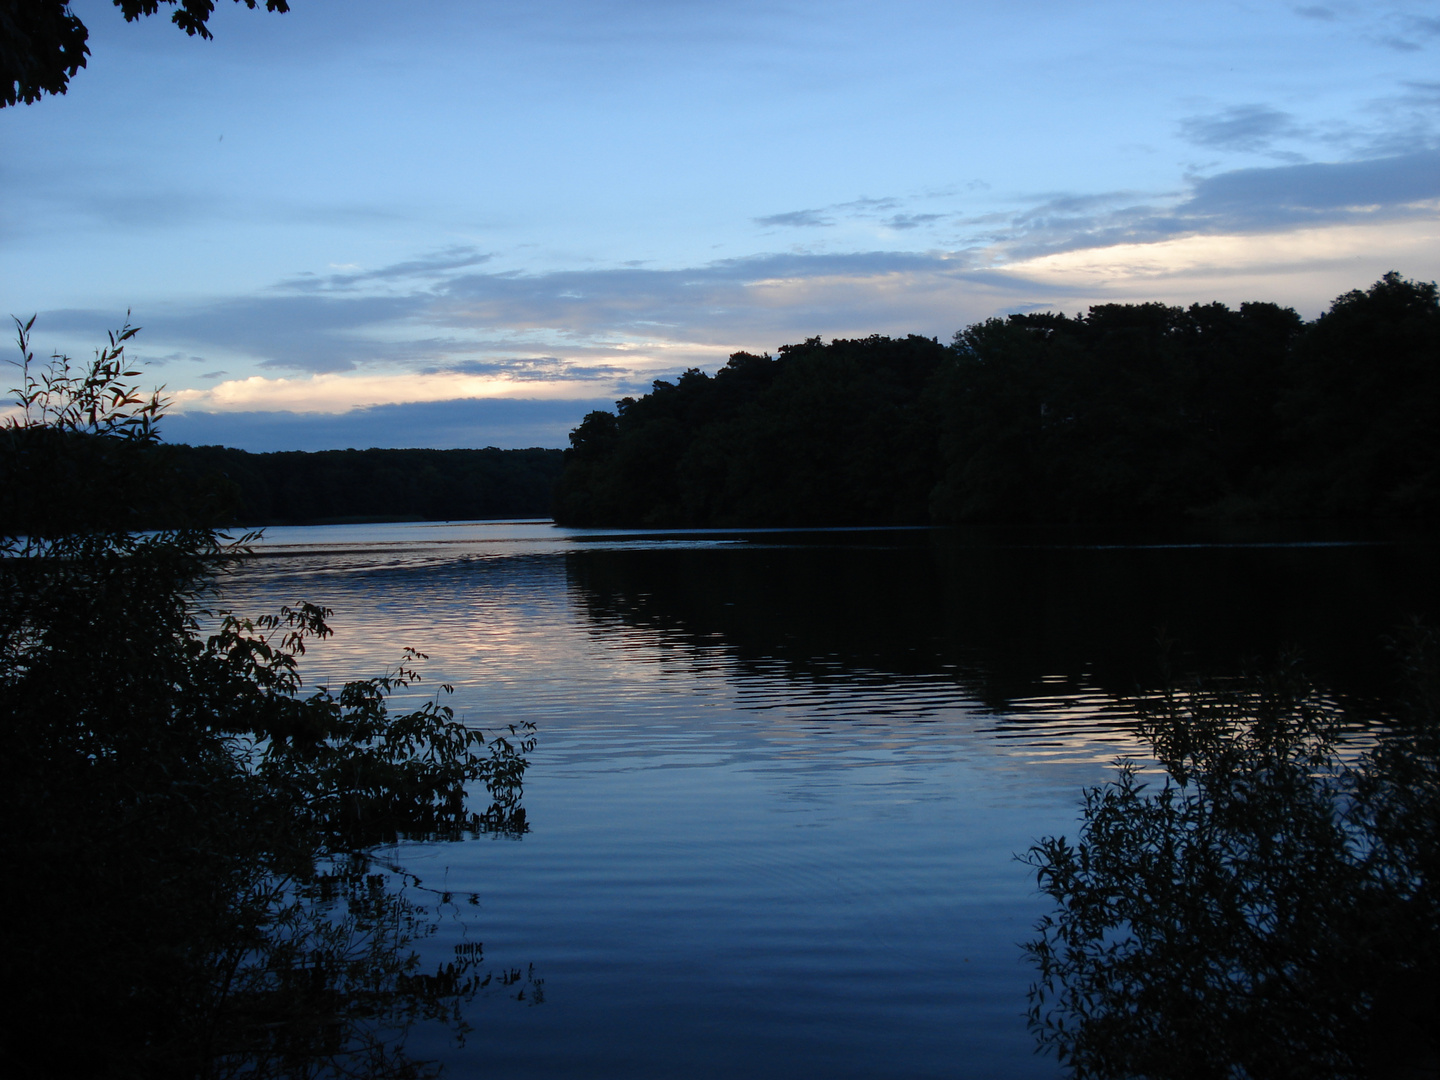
[4,0,1439,450]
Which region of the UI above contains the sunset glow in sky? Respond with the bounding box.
[4,0,1439,449]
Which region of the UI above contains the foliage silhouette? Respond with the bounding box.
[162,444,565,527]
[2,0,290,107]
[932,299,1305,523]
[1,317,536,1078]
[1022,635,1440,1079]
[553,334,947,526]
[1277,272,1440,519]
[554,275,1440,528]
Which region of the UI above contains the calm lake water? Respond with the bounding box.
[218,521,1439,1080]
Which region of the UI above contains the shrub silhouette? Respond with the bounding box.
[0,318,535,1078]
[1023,637,1440,1079]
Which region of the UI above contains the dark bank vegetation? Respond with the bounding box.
[0,365,565,532]
[1023,631,1440,1079]
[162,444,565,526]
[1,320,536,1078]
[554,273,1440,528]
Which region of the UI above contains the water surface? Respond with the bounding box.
[220,521,1438,1079]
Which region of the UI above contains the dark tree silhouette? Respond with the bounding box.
[1023,636,1440,1079]
[1276,272,1440,518]
[552,334,948,527]
[2,0,289,107]
[554,276,1438,529]
[161,444,565,527]
[1,318,537,1077]
[929,299,1305,522]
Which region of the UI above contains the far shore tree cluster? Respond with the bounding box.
[165,444,565,527]
[553,273,1440,529]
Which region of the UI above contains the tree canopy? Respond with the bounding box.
[161,444,566,527]
[553,274,1440,528]
[1,0,289,107]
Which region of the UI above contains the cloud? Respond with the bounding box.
[170,367,642,415]
[34,295,435,375]
[1374,11,1440,51]
[1293,6,1336,21]
[1179,104,1305,152]
[887,213,944,230]
[1004,191,1147,231]
[753,209,834,228]
[1402,80,1440,102]
[755,195,942,231]
[426,250,990,344]
[38,149,1438,424]
[148,294,424,373]
[0,181,415,244]
[278,245,493,292]
[142,349,211,367]
[95,248,1034,418]
[982,149,1440,261]
[1179,148,1440,225]
[160,396,618,452]
[999,215,1440,319]
[835,196,902,213]
[424,356,631,381]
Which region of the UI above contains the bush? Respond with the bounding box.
[0,318,535,1078]
[1022,640,1440,1079]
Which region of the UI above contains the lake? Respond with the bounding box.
[217,520,1439,1079]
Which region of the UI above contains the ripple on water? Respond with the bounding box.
[212,521,1435,1079]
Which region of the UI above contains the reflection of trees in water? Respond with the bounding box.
[1023,630,1440,1079]
[565,531,1439,709]
[567,535,1440,1074]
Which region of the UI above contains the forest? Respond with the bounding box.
[155,444,563,526]
[553,273,1440,528]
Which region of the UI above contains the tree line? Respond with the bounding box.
[152,444,564,526]
[553,273,1440,528]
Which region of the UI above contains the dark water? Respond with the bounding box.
[219,521,1438,1079]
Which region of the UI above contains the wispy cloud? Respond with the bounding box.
[1372,9,1440,51]
[278,246,494,292]
[1413,15,1440,37]
[835,196,903,213]
[887,213,944,230]
[424,356,631,381]
[753,209,834,228]
[1401,80,1440,101]
[755,194,946,232]
[1179,104,1306,153]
